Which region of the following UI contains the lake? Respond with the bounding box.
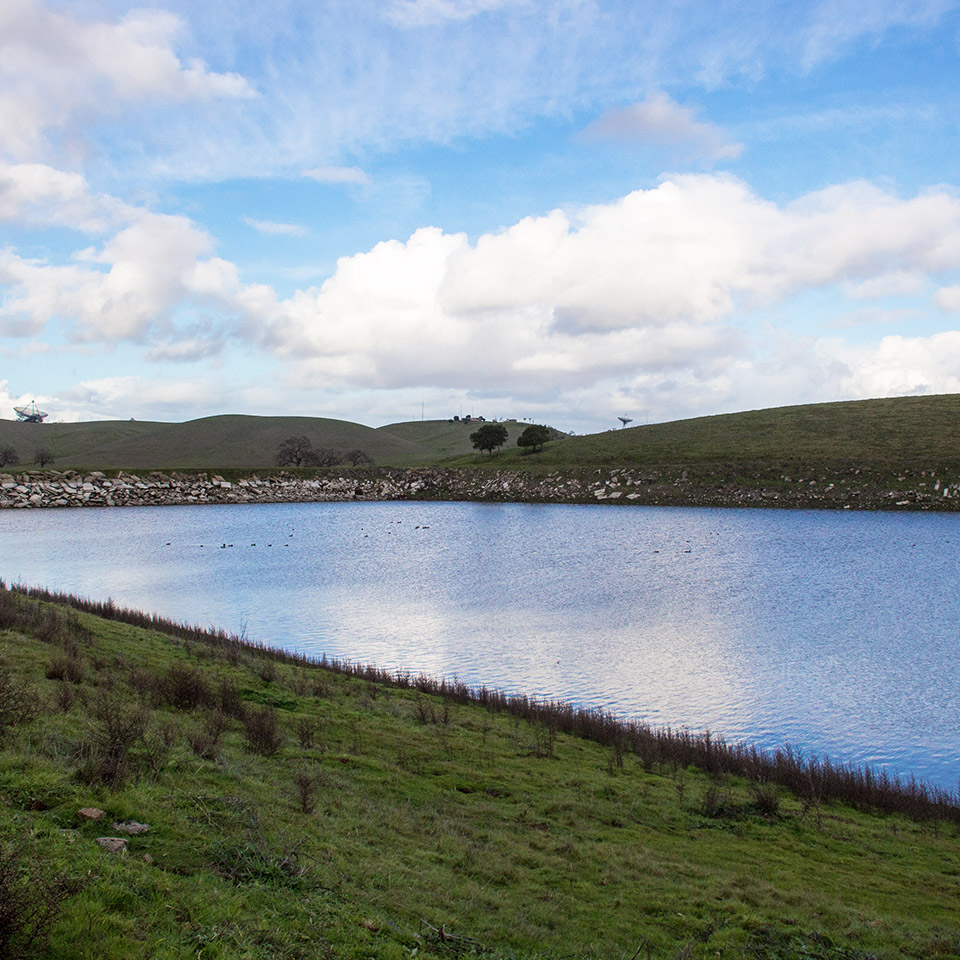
[1,500,957,789]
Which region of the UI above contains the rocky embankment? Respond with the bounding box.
[2,464,960,510]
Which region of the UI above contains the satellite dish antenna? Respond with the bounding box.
[617,416,633,429]
[14,401,48,423]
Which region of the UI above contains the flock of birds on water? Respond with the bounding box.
[160,518,433,550]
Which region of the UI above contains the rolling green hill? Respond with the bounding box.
[543,394,960,466]
[0,416,487,470]
[2,395,960,471]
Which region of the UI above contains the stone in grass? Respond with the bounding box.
[113,820,151,835]
[77,807,106,820]
[96,837,128,854]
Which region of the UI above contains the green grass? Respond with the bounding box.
[4,395,960,473]
[517,394,960,468]
[1,587,958,959]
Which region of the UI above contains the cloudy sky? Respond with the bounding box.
[3,0,960,432]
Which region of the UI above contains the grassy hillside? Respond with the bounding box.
[377,418,530,460]
[0,415,426,470]
[511,394,960,468]
[1,585,958,959]
[3,395,960,472]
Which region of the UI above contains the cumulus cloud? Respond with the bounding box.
[241,217,307,237]
[254,175,960,402]
[840,330,960,398]
[582,92,744,163]
[0,210,222,341]
[302,167,371,186]
[0,165,256,346]
[0,0,253,160]
[0,162,132,231]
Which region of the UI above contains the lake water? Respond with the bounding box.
[1,501,958,790]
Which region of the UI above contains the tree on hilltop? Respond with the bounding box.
[470,423,509,456]
[516,424,551,454]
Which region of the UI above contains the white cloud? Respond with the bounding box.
[828,307,922,329]
[0,162,132,231]
[935,285,960,312]
[840,330,960,398]
[582,92,744,163]
[1,1,951,183]
[145,339,225,363]
[302,167,371,186]
[256,175,960,401]
[386,0,529,27]
[0,166,248,344]
[800,0,955,70]
[242,216,307,237]
[0,0,253,161]
[845,270,928,299]
[64,374,226,419]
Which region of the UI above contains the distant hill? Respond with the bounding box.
[2,395,959,471]
[462,394,960,469]
[0,414,532,470]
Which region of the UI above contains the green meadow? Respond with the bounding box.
[3,394,960,475]
[1,585,957,959]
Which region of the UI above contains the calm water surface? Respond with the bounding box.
[1,501,957,789]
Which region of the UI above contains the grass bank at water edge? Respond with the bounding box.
[0,582,958,960]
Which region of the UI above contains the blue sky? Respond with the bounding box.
[3,0,960,433]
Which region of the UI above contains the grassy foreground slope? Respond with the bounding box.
[1,587,958,960]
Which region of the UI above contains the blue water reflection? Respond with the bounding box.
[1,501,957,788]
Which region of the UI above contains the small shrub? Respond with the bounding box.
[699,783,737,819]
[215,676,245,719]
[0,842,84,959]
[32,608,66,645]
[255,658,277,684]
[127,666,157,698]
[45,654,85,684]
[295,716,318,749]
[749,781,781,818]
[157,718,179,748]
[413,695,436,725]
[242,705,284,757]
[530,722,557,759]
[0,658,39,738]
[76,693,150,786]
[187,728,221,761]
[53,682,77,713]
[293,767,320,814]
[161,663,210,710]
[141,729,172,774]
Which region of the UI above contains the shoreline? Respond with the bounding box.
[3,463,960,511]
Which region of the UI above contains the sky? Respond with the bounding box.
[3,0,960,434]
